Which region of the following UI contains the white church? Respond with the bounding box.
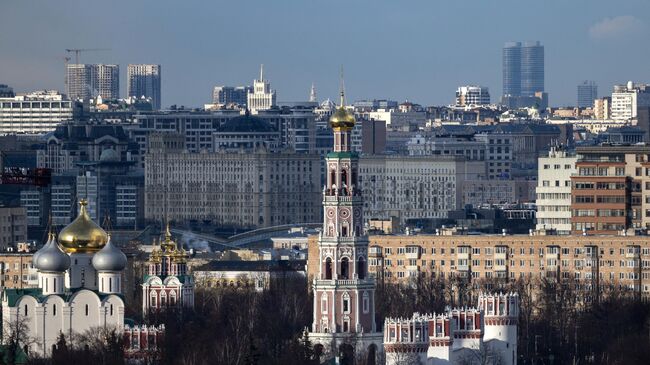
[1,200,127,356]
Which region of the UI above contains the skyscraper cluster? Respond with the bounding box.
[65,63,162,109]
[502,41,545,108]
[66,64,119,101]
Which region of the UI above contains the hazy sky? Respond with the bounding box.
[1,0,649,108]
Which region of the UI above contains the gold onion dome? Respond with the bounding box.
[58,199,109,253]
[329,106,355,131]
[329,78,355,130]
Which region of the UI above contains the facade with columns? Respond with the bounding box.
[1,200,126,356]
[384,293,519,365]
[309,88,383,362]
[142,225,194,317]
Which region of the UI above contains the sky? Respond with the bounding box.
[1,0,649,108]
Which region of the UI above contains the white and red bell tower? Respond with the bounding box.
[309,79,383,363]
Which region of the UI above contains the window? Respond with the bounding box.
[342,295,350,313]
[53,304,56,316]
[321,294,328,313]
[363,292,370,314]
[85,304,89,316]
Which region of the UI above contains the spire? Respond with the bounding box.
[310,83,317,103]
[260,64,264,82]
[339,65,346,107]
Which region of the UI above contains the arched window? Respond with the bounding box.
[150,292,157,308]
[341,170,348,191]
[85,304,89,316]
[341,257,350,279]
[110,304,114,316]
[342,293,350,313]
[321,293,328,313]
[330,170,336,190]
[24,304,28,316]
[357,257,366,280]
[160,291,167,306]
[53,304,57,316]
[170,291,177,306]
[325,257,333,280]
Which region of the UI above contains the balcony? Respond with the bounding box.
[314,278,376,287]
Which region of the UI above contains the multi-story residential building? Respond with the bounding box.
[127,64,162,110]
[0,206,27,250]
[455,86,490,106]
[128,109,316,166]
[212,86,252,107]
[307,233,650,298]
[66,64,119,101]
[578,80,598,108]
[0,244,38,291]
[365,108,426,130]
[0,91,72,134]
[594,97,612,120]
[353,99,398,112]
[536,146,577,234]
[358,155,485,224]
[611,81,650,121]
[571,144,650,235]
[144,130,321,229]
[247,65,276,112]
[462,179,536,206]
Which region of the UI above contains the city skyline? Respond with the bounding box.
[1,1,649,107]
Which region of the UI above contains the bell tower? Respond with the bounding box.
[309,72,382,362]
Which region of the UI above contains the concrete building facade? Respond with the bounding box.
[536,146,577,234]
[0,91,72,134]
[127,64,162,110]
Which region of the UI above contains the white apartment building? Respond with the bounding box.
[358,155,483,224]
[455,85,490,106]
[247,65,276,112]
[535,145,576,234]
[365,109,426,129]
[611,81,650,120]
[0,91,72,134]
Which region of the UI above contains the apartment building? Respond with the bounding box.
[0,243,37,290]
[307,233,650,297]
[536,146,577,234]
[571,144,650,235]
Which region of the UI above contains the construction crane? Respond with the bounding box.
[64,48,111,65]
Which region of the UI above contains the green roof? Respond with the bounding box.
[3,287,123,307]
[326,151,359,159]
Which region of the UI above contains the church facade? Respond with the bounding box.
[1,200,127,356]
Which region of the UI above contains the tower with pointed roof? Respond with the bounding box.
[141,223,194,317]
[247,64,277,112]
[308,72,383,363]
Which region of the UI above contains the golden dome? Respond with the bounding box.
[329,106,356,131]
[58,199,109,253]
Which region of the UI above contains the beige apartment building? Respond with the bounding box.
[308,233,650,297]
[0,206,27,250]
[0,243,37,290]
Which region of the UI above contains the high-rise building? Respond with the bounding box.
[502,41,544,101]
[212,86,251,106]
[247,64,276,112]
[127,64,161,110]
[611,81,650,121]
[502,42,522,98]
[0,84,14,97]
[577,80,598,108]
[536,145,576,234]
[66,64,119,101]
[455,85,490,106]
